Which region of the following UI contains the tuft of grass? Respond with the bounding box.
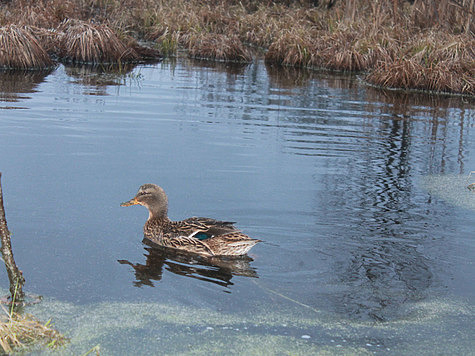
[187,32,252,62]
[0,25,53,69]
[0,306,67,354]
[366,32,475,95]
[28,26,61,54]
[0,0,82,28]
[156,28,180,56]
[265,28,315,67]
[0,0,473,94]
[57,19,139,64]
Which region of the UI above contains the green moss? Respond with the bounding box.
[421,174,475,211]
[23,294,474,355]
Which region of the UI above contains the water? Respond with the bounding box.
[0,59,474,354]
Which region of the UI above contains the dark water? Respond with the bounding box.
[0,60,474,354]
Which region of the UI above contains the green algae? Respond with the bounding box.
[421,174,475,211]
[22,294,474,355]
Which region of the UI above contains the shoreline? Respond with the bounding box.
[0,0,473,96]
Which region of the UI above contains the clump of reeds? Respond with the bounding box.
[57,19,139,64]
[366,32,475,95]
[0,25,53,69]
[241,4,317,48]
[0,0,473,95]
[0,307,67,353]
[1,0,81,29]
[265,16,396,72]
[366,57,475,96]
[265,29,315,67]
[155,28,180,56]
[28,26,61,54]
[187,33,252,62]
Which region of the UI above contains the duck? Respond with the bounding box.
[121,184,260,256]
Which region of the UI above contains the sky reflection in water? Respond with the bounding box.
[0,60,473,330]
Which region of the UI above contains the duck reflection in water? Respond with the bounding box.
[118,239,258,288]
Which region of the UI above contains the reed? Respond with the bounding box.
[1,0,82,28]
[28,26,60,54]
[366,32,475,95]
[156,29,180,56]
[187,32,252,62]
[1,0,473,93]
[265,29,315,67]
[240,4,320,48]
[0,25,53,69]
[0,307,67,354]
[57,19,139,64]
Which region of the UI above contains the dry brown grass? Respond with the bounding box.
[187,32,251,62]
[410,0,474,33]
[57,19,139,64]
[240,4,320,48]
[265,24,393,72]
[366,32,475,95]
[0,0,473,94]
[0,0,83,28]
[0,25,53,69]
[262,1,473,94]
[28,26,61,54]
[265,29,315,67]
[0,306,67,354]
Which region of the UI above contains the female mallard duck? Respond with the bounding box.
[121,184,260,256]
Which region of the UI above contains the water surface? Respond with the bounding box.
[0,59,474,354]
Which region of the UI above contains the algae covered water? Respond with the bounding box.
[0,59,474,354]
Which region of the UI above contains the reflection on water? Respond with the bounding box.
[181,58,249,76]
[65,64,141,95]
[0,58,473,353]
[0,69,54,106]
[266,62,357,90]
[314,95,471,320]
[118,239,258,288]
[361,89,474,176]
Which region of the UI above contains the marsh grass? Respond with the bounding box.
[0,305,67,354]
[366,32,475,95]
[57,19,139,64]
[156,28,180,56]
[0,25,53,69]
[1,0,82,28]
[187,32,252,62]
[260,1,473,94]
[1,0,473,92]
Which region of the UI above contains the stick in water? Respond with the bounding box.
[0,172,25,302]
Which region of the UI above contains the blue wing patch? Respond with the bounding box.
[194,232,211,240]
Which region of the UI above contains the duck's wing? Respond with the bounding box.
[176,217,238,239]
[182,217,236,229]
[206,232,261,256]
[165,235,215,256]
[166,219,260,256]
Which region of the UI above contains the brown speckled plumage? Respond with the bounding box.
[121,184,260,256]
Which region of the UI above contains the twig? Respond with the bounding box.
[0,172,25,302]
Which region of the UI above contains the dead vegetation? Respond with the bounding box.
[57,19,139,64]
[0,25,53,69]
[366,32,475,95]
[0,306,67,354]
[187,33,252,62]
[0,0,473,93]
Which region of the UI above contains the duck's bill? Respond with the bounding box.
[120,197,139,206]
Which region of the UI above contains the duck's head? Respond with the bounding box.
[121,184,168,219]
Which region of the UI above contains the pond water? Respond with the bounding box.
[0,59,474,355]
